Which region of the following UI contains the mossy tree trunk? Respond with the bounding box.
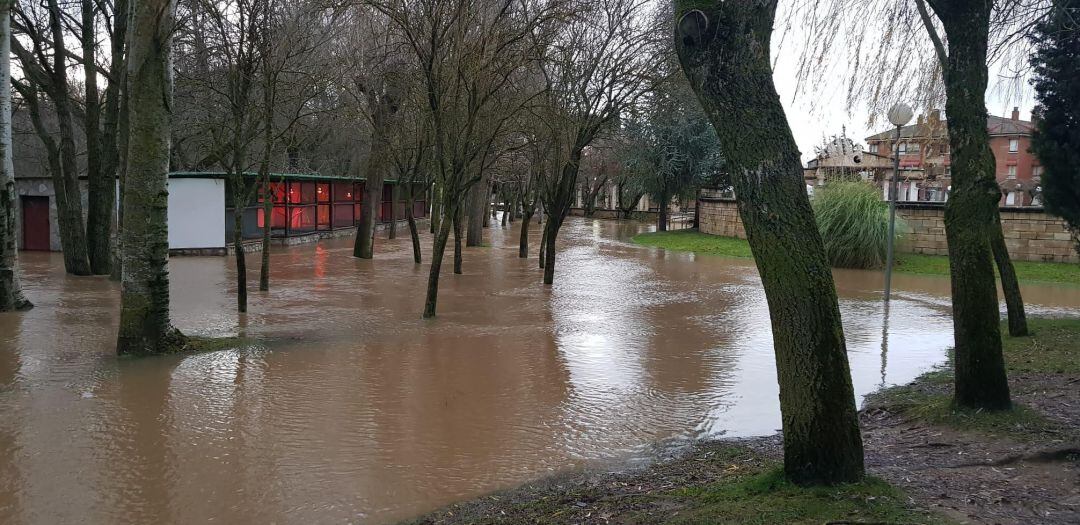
[926,0,1011,410]
[117,0,185,355]
[675,0,864,484]
[0,0,31,311]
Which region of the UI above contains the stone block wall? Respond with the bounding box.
[697,195,1078,263]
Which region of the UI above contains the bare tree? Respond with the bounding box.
[534,0,663,285]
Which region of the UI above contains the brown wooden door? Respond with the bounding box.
[21,196,50,251]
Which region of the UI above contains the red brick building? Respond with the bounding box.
[864,107,1043,206]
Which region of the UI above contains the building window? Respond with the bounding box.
[898,142,907,154]
[1005,192,1017,206]
[1007,165,1017,179]
[869,143,879,154]
[908,143,920,153]
[1008,138,1019,153]
[1032,166,1043,178]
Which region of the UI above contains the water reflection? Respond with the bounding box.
[0,217,1078,524]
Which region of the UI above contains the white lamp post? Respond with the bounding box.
[884,103,913,302]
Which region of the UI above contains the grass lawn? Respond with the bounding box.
[632,229,1080,286]
[865,318,1080,441]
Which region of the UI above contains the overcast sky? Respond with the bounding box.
[767,18,1037,164]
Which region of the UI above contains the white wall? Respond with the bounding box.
[168,177,225,249]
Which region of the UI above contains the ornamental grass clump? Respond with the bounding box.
[812,181,901,269]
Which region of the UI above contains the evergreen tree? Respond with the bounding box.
[1030,1,1080,256]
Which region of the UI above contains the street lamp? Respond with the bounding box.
[883,103,913,302]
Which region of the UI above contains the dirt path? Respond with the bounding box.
[861,370,1080,525]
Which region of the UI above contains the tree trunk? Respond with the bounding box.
[233,208,247,312]
[658,193,669,232]
[422,216,453,318]
[501,198,508,227]
[0,0,31,311]
[104,0,128,282]
[518,209,532,258]
[990,211,1027,336]
[453,206,464,274]
[354,94,396,259]
[406,196,421,263]
[675,0,864,484]
[542,215,559,284]
[466,178,485,246]
[117,0,185,355]
[388,184,397,239]
[538,219,547,269]
[83,0,111,275]
[929,0,1011,410]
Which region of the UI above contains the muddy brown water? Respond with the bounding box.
[1,217,1078,524]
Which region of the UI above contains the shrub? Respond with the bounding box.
[811,181,901,269]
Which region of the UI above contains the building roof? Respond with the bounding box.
[168,171,406,184]
[865,114,1034,141]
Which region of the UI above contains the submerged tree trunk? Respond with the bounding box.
[453,206,463,274]
[406,196,421,263]
[991,211,1027,336]
[928,0,1011,410]
[232,206,248,312]
[388,184,398,239]
[0,0,31,311]
[354,92,397,259]
[518,209,533,258]
[117,0,185,355]
[466,177,485,246]
[675,0,864,484]
[422,215,453,318]
[538,219,547,269]
[542,215,560,284]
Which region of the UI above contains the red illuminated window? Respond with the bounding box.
[290,206,316,229]
[317,183,330,203]
[288,182,302,204]
[317,204,330,228]
[333,182,353,202]
[333,203,353,226]
[354,183,365,202]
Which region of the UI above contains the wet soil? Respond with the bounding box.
[861,370,1080,525]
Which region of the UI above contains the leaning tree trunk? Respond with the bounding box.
[405,189,421,263]
[117,0,185,355]
[422,211,453,318]
[0,0,31,311]
[675,0,864,484]
[990,211,1027,336]
[930,0,1011,410]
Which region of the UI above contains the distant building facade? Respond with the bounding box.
[863,107,1042,206]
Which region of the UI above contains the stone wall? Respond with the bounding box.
[697,194,1078,264]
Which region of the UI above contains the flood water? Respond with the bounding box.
[1,217,1078,524]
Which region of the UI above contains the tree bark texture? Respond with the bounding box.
[422,215,453,318]
[675,0,865,484]
[0,0,31,311]
[233,208,248,312]
[518,209,533,258]
[928,0,1012,410]
[117,0,185,355]
[83,0,112,275]
[405,184,421,263]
